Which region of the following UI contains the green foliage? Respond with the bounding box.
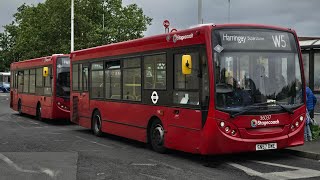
[0,0,152,70]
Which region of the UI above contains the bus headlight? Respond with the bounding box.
[217,120,240,138]
[225,126,230,133]
[231,130,236,136]
[299,116,303,122]
[220,121,225,127]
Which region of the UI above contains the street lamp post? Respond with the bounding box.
[71,0,74,52]
[228,0,231,23]
[198,0,202,24]
[102,1,107,30]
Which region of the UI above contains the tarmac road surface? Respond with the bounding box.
[1,92,320,180]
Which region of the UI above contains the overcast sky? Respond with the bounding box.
[1,0,319,37]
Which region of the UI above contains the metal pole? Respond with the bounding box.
[198,0,202,24]
[102,1,105,30]
[228,0,230,23]
[103,14,105,30]
[71,0,74,52]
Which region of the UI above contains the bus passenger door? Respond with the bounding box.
[166,50,208,153]
[78,64,91,127]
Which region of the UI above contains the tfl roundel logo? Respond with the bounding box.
[251,119,258,128]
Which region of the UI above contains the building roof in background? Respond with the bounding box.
[299,37,320,49]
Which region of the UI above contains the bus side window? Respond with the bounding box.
[18,71,24,93]
[36,68,43,95]
[105,61,121,99]
[82,65,89,91]
[72,64,79,91]
[143,54,166,90]
[122,57,141,101]
[91,62,104,98]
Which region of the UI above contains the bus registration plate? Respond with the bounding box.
[256,143,277,151]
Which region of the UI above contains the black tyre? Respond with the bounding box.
[149,119,166,153]
[92,110,103,137]
[36,103,42,121]
[18,100,22,115]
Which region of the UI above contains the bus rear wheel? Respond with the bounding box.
[92,110,103,137]
[36,103,42,121]
[18,100,22,115]
[149,119,166,153]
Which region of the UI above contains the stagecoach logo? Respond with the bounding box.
[44,57,52,62]
[166,35,171,42]
[251,119,258,128]
[168,33,193,43]
[151,91,159,104]
[251,118,280,128]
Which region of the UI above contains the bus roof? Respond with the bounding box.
[71,23,295,61]
[10,54,69,70]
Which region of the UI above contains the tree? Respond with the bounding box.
[0,0,152,67]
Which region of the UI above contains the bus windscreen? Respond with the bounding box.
[213,29,303,113]
[56,57,70,98]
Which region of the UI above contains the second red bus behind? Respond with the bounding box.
[10,54,70,120]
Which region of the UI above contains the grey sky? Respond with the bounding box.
[1,0,319,37]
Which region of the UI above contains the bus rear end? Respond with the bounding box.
[201,26,305,155]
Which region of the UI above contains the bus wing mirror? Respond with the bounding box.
[182,55,192,75]
[43,67,49,77]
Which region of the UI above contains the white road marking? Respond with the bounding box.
[25,120,39,125]
[139,173,166,180]
[13,120,26,128]
[148,159,182,171]
[75,136,113,148]
[40,168,59,177]
[229,160,320,180]
[131,163,157,166]
[45,132,62,135]
[0,153,58,178]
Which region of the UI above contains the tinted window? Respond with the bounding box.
[91,62,104,98]
[72,64,79,91]
[122,58,141,101]
[29,69,35,93]
[144,54,166,90]
[23,70,29,93]
[105,61,121,99]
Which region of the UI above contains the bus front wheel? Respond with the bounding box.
[92,110,103,137]
[149,119,166,153]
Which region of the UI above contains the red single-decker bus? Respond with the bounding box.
[10,54,70,120]
[70,24,306,155]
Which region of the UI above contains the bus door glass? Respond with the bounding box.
[79,64,90,120]
[170,51,202,130]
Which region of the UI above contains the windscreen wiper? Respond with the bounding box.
[230,102,272,118]
[230,101,293,118]
[273,101,294,114]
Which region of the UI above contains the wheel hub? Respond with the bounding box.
[153,125,164,145]
[95,115,101,132]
